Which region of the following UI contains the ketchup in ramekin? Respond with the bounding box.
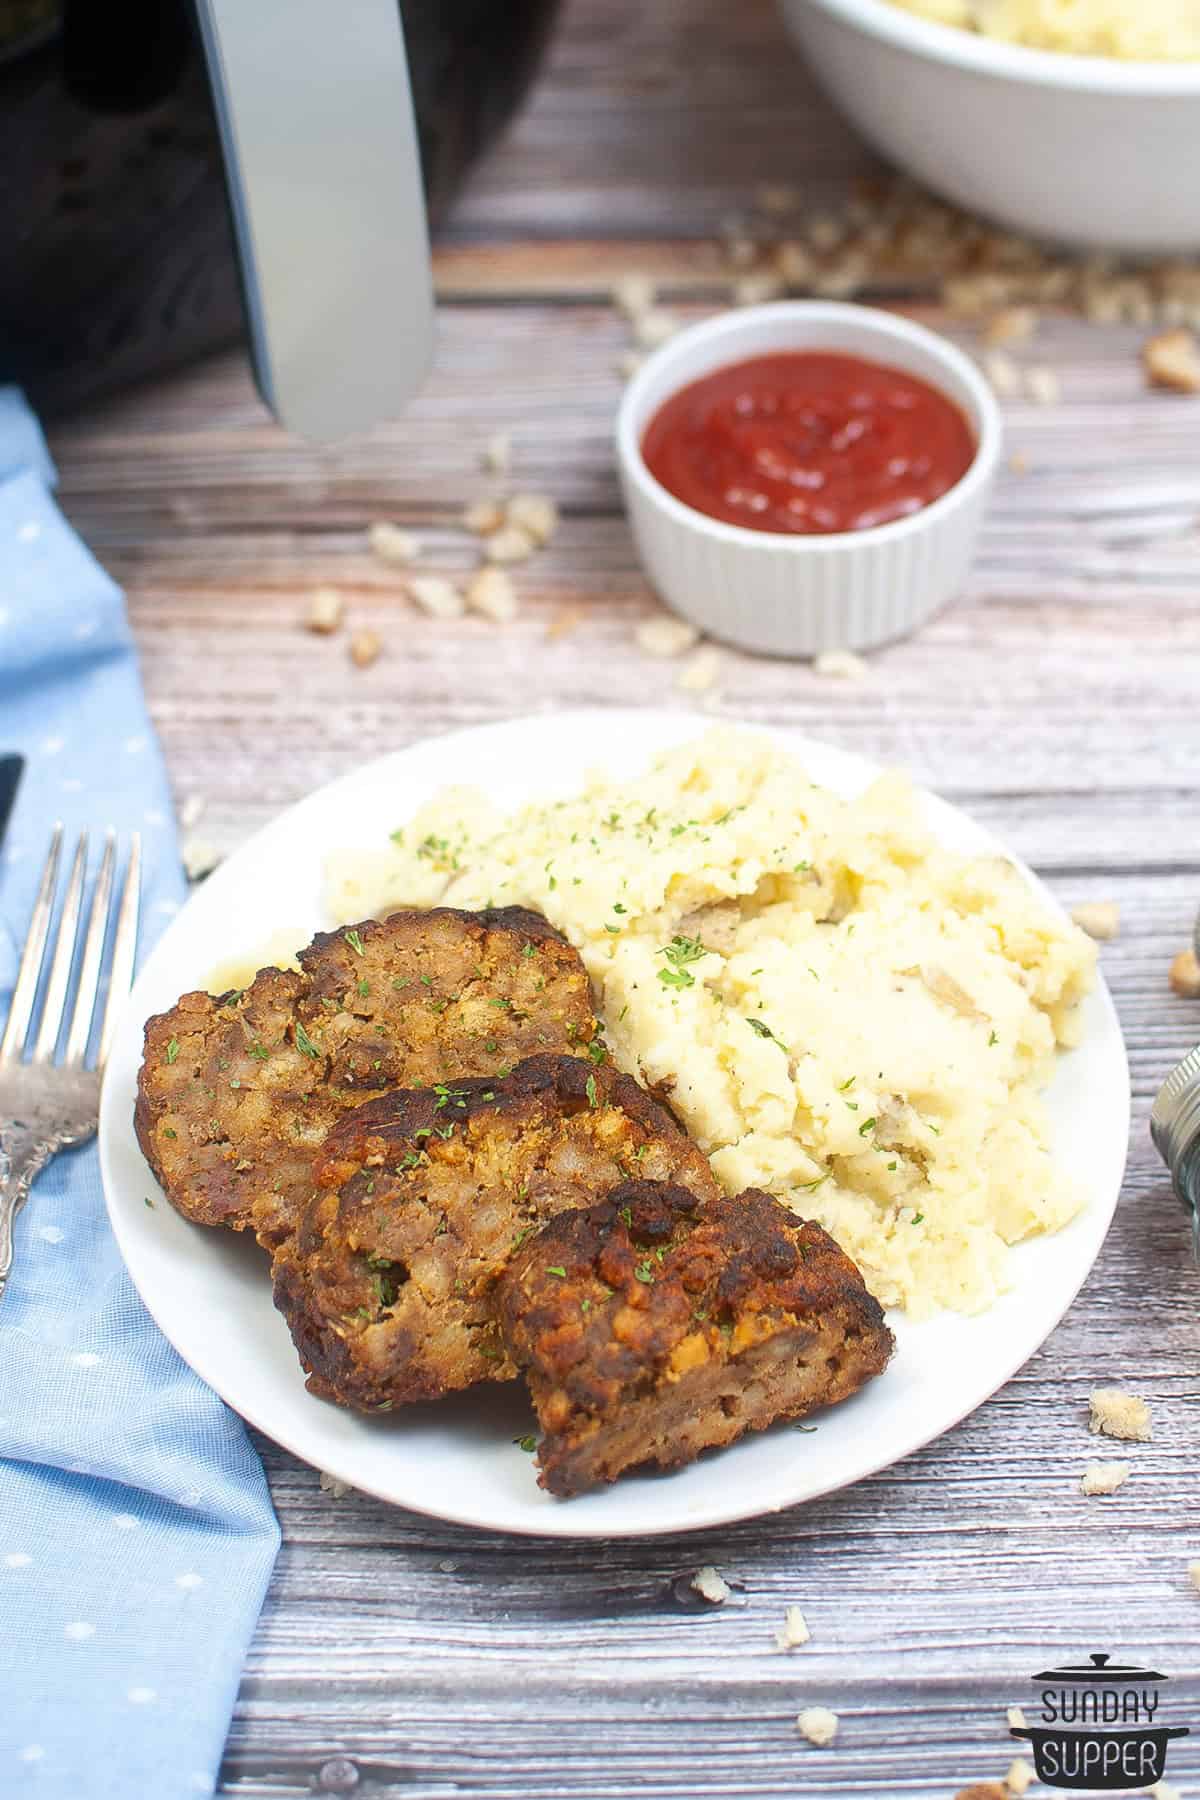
[641,351,976,536]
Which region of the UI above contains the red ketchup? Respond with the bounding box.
[641,350,975,535]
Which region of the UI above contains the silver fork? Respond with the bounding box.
[0,826,141,1303]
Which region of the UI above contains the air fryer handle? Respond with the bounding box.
[191,0,434,440]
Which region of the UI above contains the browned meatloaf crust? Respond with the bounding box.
[134,907,596,1247]
[271,1054,721,1412]
[494,1180,894,1496]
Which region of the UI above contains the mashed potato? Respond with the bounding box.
[324,730,1095,1317]
[889,0,1200,60]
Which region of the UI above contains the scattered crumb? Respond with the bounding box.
[677,646,721,693]
[1071,901,1121,941]
[463,498,506,536]
[1025,365,1060,406]
[304,585,344,634]
[407,576,464,621]
[690,1565,730,1605]
[757,182,799,216]
[438,1559,458,1574]
[318,1469,353,1498]
[983,352,1021,398]
[796,1707,839,1748]
[776,241,815,285]
[181,838,221,882]
[1147,1783,1182,1800]
[367,521,419,566]
[484,524,538,566]
[1089,1385,1151,1441]
[507,492,559,547]
[983,306,1037,348]
[1170,948,1200,997]
[775,1605,811,1650]
[733,273,785,307]
[465,566,519,624]
[1144,327,1200,393]
[483,431,512,475]
[814,648,868,681]
[634,614,700,658]
[616,350,646,380]
[348,628,382,669]
[1008,450,1030,475]
[1006,1758,1034,1796]
[612,273,656,319]
[1006,1707,1027,1732]
[179,793,206,831]
[546,604,582,641]
[1188,1560,1200,1592]
[633,308,680,350]
[807,214,844,253]
[1080,1460,1130,1496]
[724,236,759,271]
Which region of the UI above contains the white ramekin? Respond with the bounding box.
[778,0,1200,253]
[615,301,1001,660]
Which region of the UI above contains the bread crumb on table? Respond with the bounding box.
[690,1565,730,1605]
[463,498,506,536]
[634,614,700,658]
[1080,1459,1131,1496]
[1089,1385,1152,1442]
[546,604,582,641]
[1008,450,1030,475]
[612,273,656,319]
[796,1707,839,1748]
[775,1604,811,1650]
[407,576,464,621]
[348,628,382,669]
[465,567,519,624]
[814,649,868,681]
[676,646,721,693]
[983,351,1021,397]
[1144,327,1200,393]
[1025,365,1061,406]
[1147,1782,1182,1800]
[483,431,512,475]
[304,585,344,634]
[366,521,420,566]
[318,1469,353,1498]
[484,524,538,566]
[1006,1707,1026,1732]
[633,307,681,350]
[1005,1756,1034,1796]
[507,492,559,547]
[616,350,646,380]
[181,838,221,882]
[1170,948,1200,997]
[1188,1560,1200,1593]
[734,272,786,307]
[1071,901,1120,941]
[983,306,1037,348]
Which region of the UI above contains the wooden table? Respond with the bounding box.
[47,2,1200,1794]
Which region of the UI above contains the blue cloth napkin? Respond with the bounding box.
[0,391,280,1798]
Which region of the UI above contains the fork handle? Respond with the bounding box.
[0,1127,50,1305]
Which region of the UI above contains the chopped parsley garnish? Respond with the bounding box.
[633,1260,654,1284]
[796,1173,829,1191]
[514,1435,537,1453]
[163,1128,177,1140]
[618,1204,633,1227]
[580,1298,592,1314]
[838,1076,855,1091]
[357,978,370,998]
[612,902,626,914]
[247,1042,269,1060]
[988,1030,999,1046]
[294,1022,320,1059]
[344,929,365,956]
[143,1195,155,1208]
[656,934,706,991]
[521,942,537,958]
[586,1039,607,1066]
[746,1018,786,1048]
[165,1037,179,1065]
[546,1265,567,1279]
[858,1116,876,1136]
[585,1073,598,1109]
[510,1227,534,1254]
[389,828,404,846]
[912,1212,925,1225]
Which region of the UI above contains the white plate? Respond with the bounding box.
[100,710,1130,1539]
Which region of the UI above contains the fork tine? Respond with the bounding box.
[0,823,63,1066]
[32,832,88,1063]
[64,830,116,1067]
[98,833,140,1071]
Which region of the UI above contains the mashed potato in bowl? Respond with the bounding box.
[888,0,1200,60]
[324,729,1095,1319]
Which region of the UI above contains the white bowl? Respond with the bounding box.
[615,301,1001,659]
[778,0,1200,253]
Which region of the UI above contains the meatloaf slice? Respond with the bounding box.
[494,1180,894,1497]
[135,906,596,1247]
[272,1054,720,1412]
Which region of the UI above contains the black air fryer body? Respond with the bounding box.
[0,0,559,415]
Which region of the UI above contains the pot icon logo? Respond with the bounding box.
[1011,1651,1190,1792]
